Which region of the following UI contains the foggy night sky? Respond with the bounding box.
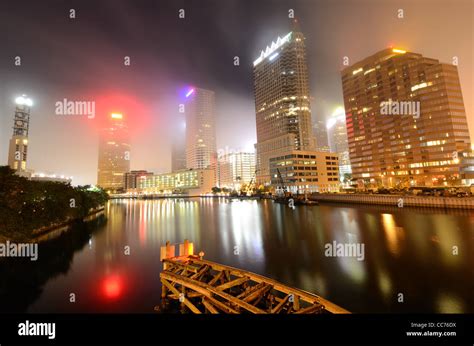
[0,0,472,185]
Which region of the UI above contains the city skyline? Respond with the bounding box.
[0,0,472,185]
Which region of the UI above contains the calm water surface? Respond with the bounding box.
[1,198,473,313]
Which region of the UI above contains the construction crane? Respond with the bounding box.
[245,170,258,196]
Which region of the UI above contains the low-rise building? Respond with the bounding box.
[269,150,340,193]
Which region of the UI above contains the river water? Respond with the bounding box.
[1,198,473,313]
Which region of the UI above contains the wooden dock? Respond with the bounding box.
[158,241,350,314]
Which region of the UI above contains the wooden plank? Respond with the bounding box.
[294,304,324,314]
[204,296,238,314]
[202,298,219,314]
[243,284,272,303]
[236,282,266,299]
[161,271,267,314]
[216,277,249,291]
[208,271,224,286]
[161,278,202,314]
[293,295,300,311]
[168,291,203,299]
[271,294,290,313]
[190,264,210,280]
[163,259,199,273]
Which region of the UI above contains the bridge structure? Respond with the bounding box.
[158,240,350,314]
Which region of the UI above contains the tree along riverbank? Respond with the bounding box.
[0,166,108,242]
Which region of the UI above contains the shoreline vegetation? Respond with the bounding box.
[0,166,108,243]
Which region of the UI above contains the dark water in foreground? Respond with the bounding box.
[1,198,473,313]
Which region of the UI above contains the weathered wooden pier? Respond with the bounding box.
[158,241,350,314]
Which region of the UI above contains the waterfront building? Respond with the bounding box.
[217,151,256,189]
[124,170,153,190]
[341,48,472,187]
[8,96,33,177]
[269,150,339,193]
[184,87,217,176]
[327,107,352,180]
[313,119,330,152]
[253,20,339,191]
[97,113,131,191]
[134,169,214,196]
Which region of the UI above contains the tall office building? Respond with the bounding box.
[341,48,471,187]
[327,107,351,179]
[184,87,217,177]
[217,151,256,188]
[253,21,339,192]
[171,120,186,172]
[171,141,186,172]
[97,113,131,191]
[313,119,330,152]
[8,96,33,175]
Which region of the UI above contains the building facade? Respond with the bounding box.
[313,119,330,152]
[185,87,217,172]
[253,25,316,185]
[124,170,153,190]
[269,150,340,193]
[97,113,131,191]
[341,48,472,187]
[8,96,32,176]
[217,151,256,189]
[135,169,214,195]
[326,108,352,180]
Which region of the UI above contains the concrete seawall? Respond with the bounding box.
[312,194,474,210]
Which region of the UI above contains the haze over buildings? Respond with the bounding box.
[97,113,130,191]
[184,88,217,174]
[0,1,472,186]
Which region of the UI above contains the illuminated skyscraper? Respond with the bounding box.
[8,96,33,175]
[253,21,316,185]
[327,107,351,180]
[184,87,217,176]
[313,119,330,152]
[341,48,471,187]
[97,113,131,191]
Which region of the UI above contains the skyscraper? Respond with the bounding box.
[8,96,33,176]
[171,135,186,172]
[97,113,131,191]
[184,87,217,181]
[313,119,330,152]
[252,21,340,192]
[326,107,351,180]
[341,48,471,187]
[253,21,316,185]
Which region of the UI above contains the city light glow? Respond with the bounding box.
[253,32,292,66]
[15,95,33,107]
[186,88,195,98]
[111,113,123,119]
[392,48,406,54]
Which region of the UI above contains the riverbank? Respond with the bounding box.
[0,206,106,243]
[312,193,474,209]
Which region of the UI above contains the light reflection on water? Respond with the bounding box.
[2,198,472,313]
